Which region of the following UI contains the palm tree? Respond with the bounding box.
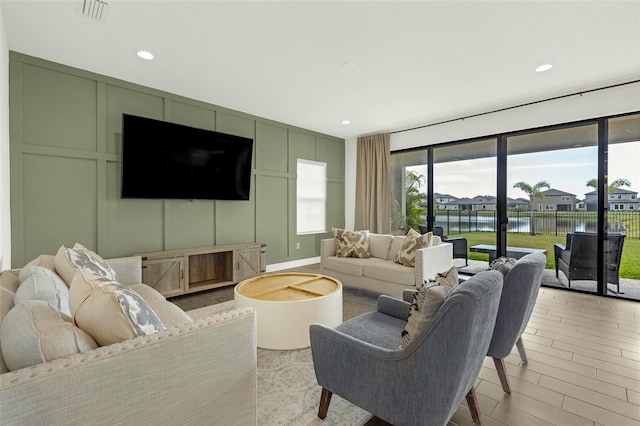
[404,171,428,232]
[586,178,631,194]
[513,180,551,235]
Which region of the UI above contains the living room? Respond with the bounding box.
[0,2,639,426]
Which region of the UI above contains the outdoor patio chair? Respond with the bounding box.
[420,225,468,266]
[310,270,503,426]
[554,232,625,293]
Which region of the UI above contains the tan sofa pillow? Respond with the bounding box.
[394,229,433,267]
[70,270,165,346]
[332,228,371,258]
[128,284,192,328]
[0,300,98,371]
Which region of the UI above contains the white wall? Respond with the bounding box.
[0,6,10,270]
[344,83,640,229]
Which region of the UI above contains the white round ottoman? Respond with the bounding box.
[234,273,343,350]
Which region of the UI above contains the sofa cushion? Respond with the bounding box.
[128,284,192,327]
[14,267,71,316]
[70,270,165,346]
[55,243,118,287]
[401,266,458,348]
[0,300,98,371]
[395,229,433,267]
[364,260,415,286]
[388,236,406,261]
[333,228,371,258]
[368,233,394,259]
[323,256,388,277]
[18,254,56,283]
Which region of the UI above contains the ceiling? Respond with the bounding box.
[2,1,639,140]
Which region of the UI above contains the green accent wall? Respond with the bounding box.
[9,52,344,268]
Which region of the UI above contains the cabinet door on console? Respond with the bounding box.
[235,247,266,283]
[142,257,185,297]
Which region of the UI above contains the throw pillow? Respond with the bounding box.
[487,256,518,276]
[394,229,433,267]
[70,270,165,346]
[14,267,71,316]
[18,254,56,283]
[55,243,118,286]
[0,300,98,371]
[128,284,193,327]
[332,228,371,258]
[401,266,458,348]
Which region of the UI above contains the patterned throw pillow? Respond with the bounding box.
[333,228,371,258]
[55,243,118,286]
[487,256,518,276]
[401,266,458,348]
[394,229,433,267]
[70,269,165,346]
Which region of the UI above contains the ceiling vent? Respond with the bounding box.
[82,0,108,21]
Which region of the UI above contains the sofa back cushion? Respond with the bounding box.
[388,236,406,260]
[368,234,394,259]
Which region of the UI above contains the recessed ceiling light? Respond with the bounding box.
[342,120,351,125]
[136,50,155,60]
[342,61,356,69]
[535,64,552,72]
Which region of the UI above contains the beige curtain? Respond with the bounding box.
[354,133,391,233]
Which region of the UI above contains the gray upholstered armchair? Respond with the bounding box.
[309,271,504,426]
[487,252,546,394]
[554,232,625,293]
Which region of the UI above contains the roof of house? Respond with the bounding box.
[541,188,576,197]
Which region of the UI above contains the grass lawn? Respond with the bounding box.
[452,231,640,280]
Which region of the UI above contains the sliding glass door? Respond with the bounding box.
[390,148,428,235]
[433,139,497,269]
[506,124,599,294]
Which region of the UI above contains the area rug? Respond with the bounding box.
[209,295,376,425]
[257,348,371,425]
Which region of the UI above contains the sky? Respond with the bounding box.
[407,141,640,200]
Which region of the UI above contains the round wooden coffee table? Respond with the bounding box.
[234,273,343,350]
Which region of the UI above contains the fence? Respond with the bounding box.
[434,210,640,239]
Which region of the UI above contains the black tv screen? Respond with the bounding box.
[121,114,253,200]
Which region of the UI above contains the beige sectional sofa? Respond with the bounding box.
[320,233,453,297]
[0,253,257,426]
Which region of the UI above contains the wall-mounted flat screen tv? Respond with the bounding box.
[121,114,253,200]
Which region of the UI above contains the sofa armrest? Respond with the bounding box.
[320,238,336,260]
[0,307,257,425]
[415,243,453,285]
[106,256,142,286]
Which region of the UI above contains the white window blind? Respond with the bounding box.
[297,159,326,235]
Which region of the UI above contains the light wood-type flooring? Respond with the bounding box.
[171,265,640,426]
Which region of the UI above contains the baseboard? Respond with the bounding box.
[266,257,320,273]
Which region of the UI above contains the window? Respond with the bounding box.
[561,195,570,200]
[296,159,326,235]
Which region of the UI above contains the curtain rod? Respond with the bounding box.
[391,79,640,135]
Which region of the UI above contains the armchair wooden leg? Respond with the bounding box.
[318,388,333,419]
[466,386,481,424]
[516,337,528,364]
[493,357,512,394]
